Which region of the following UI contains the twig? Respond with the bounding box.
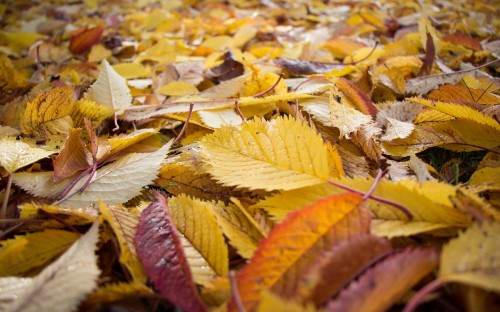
[229,271,246,312]
[0,221,24,240]
[327,179,413,219]
[1,174,14,221]
[172,103,194,145]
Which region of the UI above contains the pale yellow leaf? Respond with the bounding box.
[0,230,80,277]
[198,108,243,128]
[0,137,55,174]
[0,126,20,137]
[380,117,415,141]
[71,99,114,128]
[86,59,132,114]
[169,195,228,277]
[199,116,330,191]
[0,222,100,312]
[19,203,97,231]
[179,235,217,285]
[157,81,199,96]
[108,128,157,154]
[112,63,151,79]
[440,222,500,292]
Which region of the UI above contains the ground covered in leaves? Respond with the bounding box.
[0,0,499,311]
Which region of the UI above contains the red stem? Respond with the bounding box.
[234,101,246,123]
[253,73,283,98]
[327,179,413,219]
[172,103,194,145]
[363,169,387,201]
[38,209,81,233]
[403,278,445,312]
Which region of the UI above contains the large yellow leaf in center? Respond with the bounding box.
[199,116,331,191]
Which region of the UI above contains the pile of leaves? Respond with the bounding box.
[0,0,499,311]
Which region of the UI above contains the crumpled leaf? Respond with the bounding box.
[134,194,207,312]
[199,116,331,191]
[327,247,439,312]
[86,59,132,114]
[440,222,500,292]
[229,193,369,311]
[0,137,55,174]
[0,221,100,312]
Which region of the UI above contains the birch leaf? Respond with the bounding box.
[20,86,75,137]
[199,116,330,191]
[168,195,229,277]
[327,248,439,312]
[229,193,369,311]
[0,229,80,277]
[1,222,100,312]
[86,59,132,114]
[99,202,147,284]
[440,222,500,292]
[134,194,207,312]
[0,137,55,174]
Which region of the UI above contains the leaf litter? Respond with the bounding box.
[0,0,499,311]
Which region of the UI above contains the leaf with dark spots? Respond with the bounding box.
[134,194,207,312]
[206,51,244,83]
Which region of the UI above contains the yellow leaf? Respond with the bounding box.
[418,16,442,54]
[20,86,75,137]
[71,99,114,127]
[200,116,331,191]
[157,81,199,96]
[169,195,229,277]
[198,108,243,128]
[257,290,316,312]
[408,97,500,131]
[0,31,46,53]
[178,234,218,285]
[0,137,55,174]
[468,167,500,193]
[440,222,500,292]
[373,56,423,94]
[112,63,151,79]
[19,203,96,231]
[82,282,153,309]
[87,44,112,63]
[135,39,177,64]
[108,128,157,154]
[0,230,80,277]
[211,199,266,259]
[0,54,30,90]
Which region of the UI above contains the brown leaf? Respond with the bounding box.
[53,128,89,182]
[69,26,105,55]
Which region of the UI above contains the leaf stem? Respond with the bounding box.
[363,169,387,201]
[56,166,93,201]
[403,278,445,312]
[1,173,14,221]
[229,271,246,312]
[172,103,194,145]
[253,73,283,98]
[37,209,81,233]
[234,100,246,123]
[327,179,413,220]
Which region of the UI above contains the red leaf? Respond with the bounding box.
[327,248,439,312]
[420,32,435,76]
[134,194,207,312]
[442,32,482,52]
[69,25,104,55]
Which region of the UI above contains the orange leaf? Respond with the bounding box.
[327,248,439,312]
[229,193,369,312]
[428,84,500,107]
[336,78,377,117]
[53,128,89,182]
[69,25,104,55]
[442,32,482,52]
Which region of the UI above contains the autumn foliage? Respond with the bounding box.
[0,0,499,311]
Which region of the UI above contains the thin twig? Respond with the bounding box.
[234,101,246,123]
[363,169,387,201]
[327,179,413,219]
[79,160,98,194]
[229,271,246,312]
[1,174,14,220]
[403,278,444,312]
[0,221,24,240]
[252,73,283,97]
[172,103,194,145]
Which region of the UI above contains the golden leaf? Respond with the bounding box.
[0,137,55,174]
[20,86,75,138]
[199,116,331,191]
